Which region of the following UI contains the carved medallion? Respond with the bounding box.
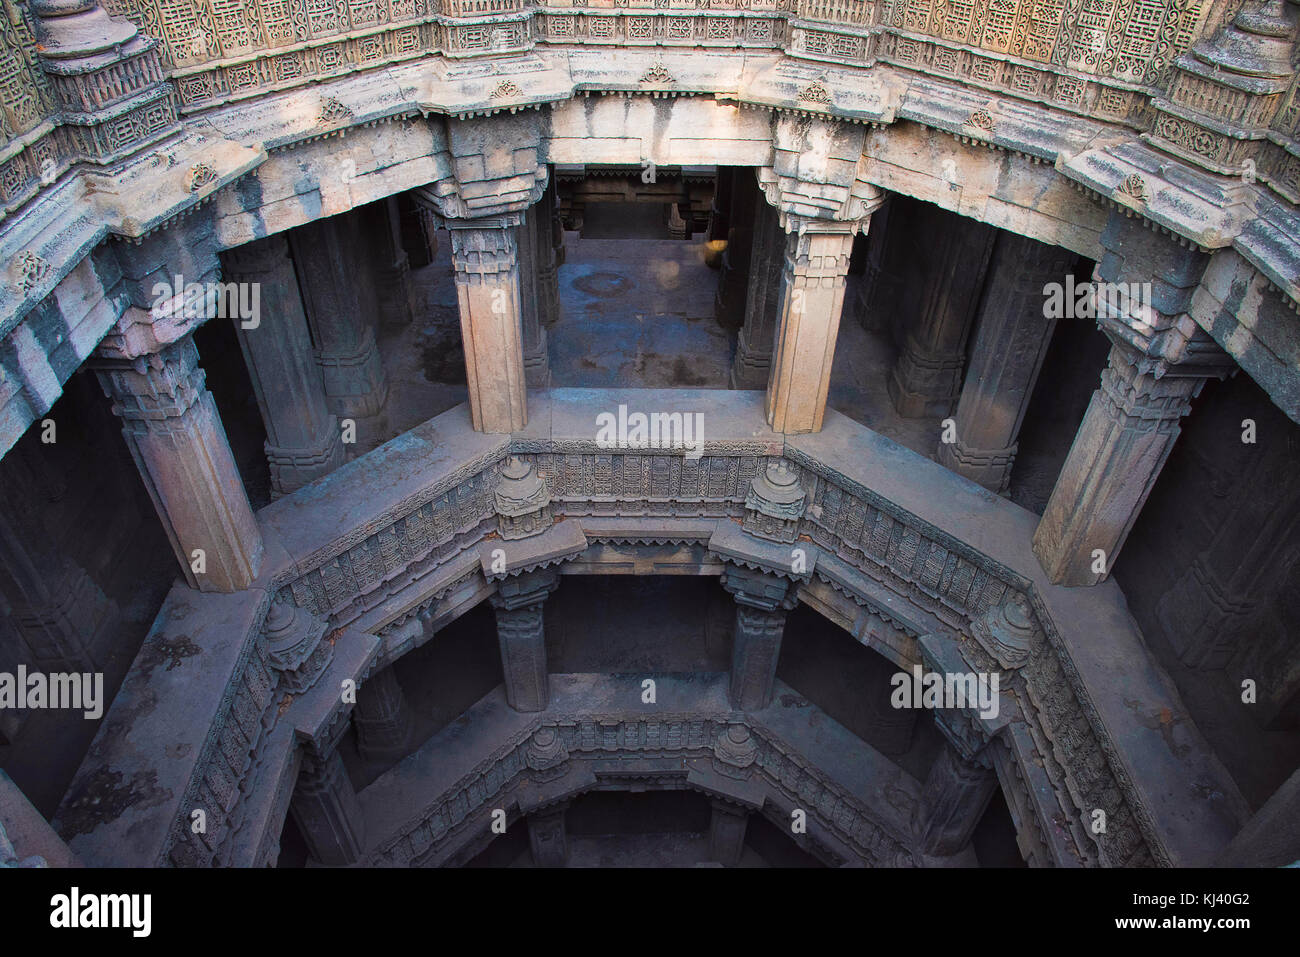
[797,79,831,104]
[11,250,49,293]
[1117,173,1149,203]
[967,109,995,131]
[640,62,673,84]
[186,163,217,192]
[316,96,354,128]
[490,79,522,98]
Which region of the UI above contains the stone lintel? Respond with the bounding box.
[708,520,816,584]
[479,520,587,583]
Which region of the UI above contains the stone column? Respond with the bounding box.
[0,471,117,670]
[937,231,1075,493]
[365,196,416,329]
[223,235,345,497]
[765,215,867,434]
[536,181,562,327]
[290,749,365,866]
[913,744,997,856]
[448,217,529,433]
[528,802,568,867]
[707,800,750,865]
[353,664,415,764]
[729,192,783,390]
[289,214,388,419]
[489,568,559,712]
[714,168,757,330]
[96,337,264,593]
[516,206,551,387]
[887,206,997,418]
[721,567,795,711]
[1032,214,1232,586]
[707,167,733,246]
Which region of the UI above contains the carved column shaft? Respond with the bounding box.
[1033,215,1230,586]
[448,218,528,433]
[528,803,568,867]
[887,206,997,418]
[937,231,1074,493]
[223,235,344,497]
[489,570,558,713]
[289,750,365,866]
[714,168,757,330]
[517,207,550,387]
[707,800,749,866]
[765,217,860,434]
[354,664,415,764]
[913,745,997,856]
[853,196,903,335]
[289,213,388,419]
[1034,344,1204,585]
[730,192,784,390]
[96,337,263,592]
[729,604,788,712]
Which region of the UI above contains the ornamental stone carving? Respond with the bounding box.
[493,456,554,540]
[712,724,759,779]
[743,461,807,544]
[265,599,333,694]
[969,597,1036,670]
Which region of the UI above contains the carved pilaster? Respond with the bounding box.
[289,749,365,866]
[447,217,528,433]
[766,214,867,434]
[730,192,784,390]
[536,181,562,327]
[223,235,345,496]
[488,568,559,712]
[289,213,389,419]
[354,665,414,764]
[95,337,263,592]
[887,205,997,418]
[937,232,1075,493]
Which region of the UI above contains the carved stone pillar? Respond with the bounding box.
[913,744,998,856]
[887,205,997,418]
[535,181,562,328]
[1032,215,1232,586]
[223,235,344,497]
[289,749,365,866]
[353,664,414,764]
[0,460,117,670]
[707,800,750,865]
[721,566,795,711]
[517,206,551,387]
[289,214,388,419]
[766,214,870,434]
[714,168,757,330]
[707,167,733,245]
[447,217,528,433]
[365,196,416,329]
[937,231,1075,493]
[489,568,559,712]
[96,337,264,592]
[528,802,568,867]
[729,192,783,390]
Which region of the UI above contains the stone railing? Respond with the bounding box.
[0,5,60,215]
[57,390,1246,868]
